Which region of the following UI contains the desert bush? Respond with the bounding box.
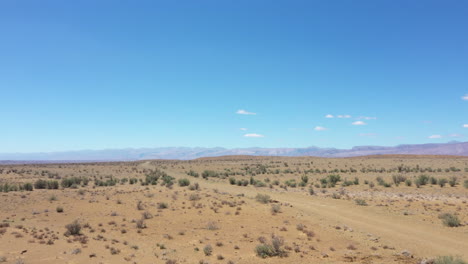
[137,201,144,210]
[203,244,213,256]
[464,180,468,189]
[142,211,153,219]
[438,178,448,187]
[438,213,461,227]
[271,204,281,214]
[136,219,146,229]
[178,178,190,187]
[255,194,270,204]
[255,234,287,258]
[23,183,33,191]
[405,179,412,186]
[56,206,64,213]
[206,221,219,230]
[308,187,314,195]
[229,177,236,185]
[65,220,82,236]
[434,256,467,264]
[355,199,368,206]
[157,202,168,209]
[415,175,429,186]
[448,176,458,187]
[202,170,219,179]
[392,175,407,186]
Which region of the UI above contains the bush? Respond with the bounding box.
[255,235,287,258]
[23,183,33,191]
[405,179,412,186]
[438,178,448,187]
[464,180,468,189]
[271,204,281,214]
[438,213,461,227]
[56,206,64,213]
[415,175,429,186]
[203,245,213,256]
[434,256,467,264]
[355,199,368,206]
[255,194,270,204]
[229,177,236,185]
[178,178,190,187]
[448,176,458,187]
[65,220,82,236]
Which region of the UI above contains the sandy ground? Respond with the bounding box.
[0,155,467,263]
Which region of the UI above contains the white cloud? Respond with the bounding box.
[352,121,366,125]
[236,109,256,115]
[357,116,377,120]
[325,114,334,118]
[462,94,468,101]
[336,115,351,118]
[428,135,443,139]
[359,133,377,137]
[463,124,468,128]
[240,128,247,131]
[449,134,464,138]
[244,133,264,138]
[314,126,327,131]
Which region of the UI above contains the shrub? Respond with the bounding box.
[136,219,146,229]
[464,180,468,189]
[255,194,270,204]
[255,235,287,258]
[157,202,168,209]
[405,179,412,186]
[203,245,213,256]
[415,175,429,186]
[56,206,64,213]
[23,183,33,191]
[355,199,368,206]
[271,204,281,214]
[448,176,458,187]
[178,178,190,187]
[229,177,236,185]
[438,213,460,227]
[308,187,315,195]
[65,220,82,236]
[434,256,467,264]
[438,178,448,187]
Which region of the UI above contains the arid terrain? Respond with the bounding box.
[0,155,467,264]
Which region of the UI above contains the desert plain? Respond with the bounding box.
[0,155,467,264]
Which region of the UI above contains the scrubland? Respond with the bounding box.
[0,155,467,263]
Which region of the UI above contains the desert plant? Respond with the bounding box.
[448,176,458,187]
[434,256,467,264]
[355,199,368,206]
[271,204,281,214]
[65,220,82,236]
[178,178,190,187]
[439,213,461,227]
[255,194,270,204]
[438,178,448,187]
[255,234,287,258]
[203,244,213,256]
[56,206,64,213]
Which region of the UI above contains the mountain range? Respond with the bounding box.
[1,141,468,163]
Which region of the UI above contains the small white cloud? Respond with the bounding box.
[449,134,464,138]
[352,121,366,125]
[359,133,377,137]
[240,128,248,131]
[463,124,468,128]
[325,114,334,118]
[336,115,352,118]
[428,135,443,139]
[244,133,264,138]
[462,94,468,101]
[357,116,377,120]
[314,126,327,131]
[236,109,256,115]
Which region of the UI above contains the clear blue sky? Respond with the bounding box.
[1,0,467,152]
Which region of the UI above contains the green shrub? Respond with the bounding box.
[438,213,461,227]
[448,176,458,187]
[438,178,448,187]
[434,256,467,264]
[203,244,213,256]
[178,178,190,187]
[255,235,287,258]
[405,179,412,186]
[464,180,468,189]
[229,177,236,185]
[23,183,33,191]
[355,199,368,206]
[56,206,64,213]
[255,194,270,204]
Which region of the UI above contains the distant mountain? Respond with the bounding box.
[1,141,468,162]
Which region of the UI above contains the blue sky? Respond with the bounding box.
[0,0,467,152]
